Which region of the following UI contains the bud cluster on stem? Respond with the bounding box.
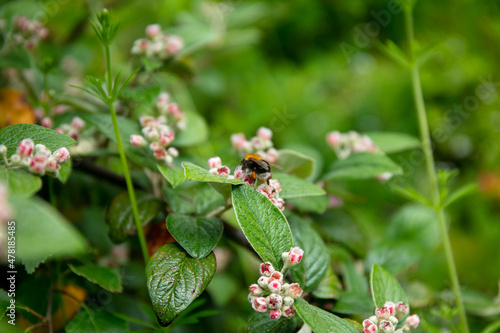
[129,92,186,166]
[248,247,304,320]
[0,139,70,177]
[2,15,49,51]
[362,302,419,333]
[326,130,393,181]
[231,127,279,164]
[131,23,184,60]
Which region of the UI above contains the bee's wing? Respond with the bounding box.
[253,159,271,170]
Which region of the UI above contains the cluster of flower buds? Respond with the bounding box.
[248,247,304,320]
[154,92,186,130]
[0,183,12,224]
[1,140,70,177]
[326,130,392,182]
[131,24,184,60]
[130,115,179,166]
[207,156,286,211]
[2,16,49,51]
[34,105,86,141]
[362,302,420,333]
[231,127,279,164]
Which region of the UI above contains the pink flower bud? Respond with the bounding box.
[268,280,282,293]
[268,271,283,284]
[395,302,409,319]
[165,155,173,166]
[265,148,279,164]
[283,296,294,307]
[17,139,34,157]
[154,147,167,161]
[266,294,283,310]
[159,130,175,146]
[269,179,282,193]
[234,166,244,179]
[53,147,70,164]
[38,27,49,39]
[55,128,63,134]
[10,154,21,164]
[130,135,147,147]
[217,166,230,177]
[167,147,179,157]
[41,117,52,128]
[257,127,273,141]
[168,103,183,117]
[0,145,6,156]
[230,133,248,150]
[326,131,342,147]
[377,172,393,182]
[406,314,419,329]
[249,284,263,296]
[131,38,150,55]
[376,307,391,320]
[142,126,159,141]
[35,144,51,157]
[282,305,295,318]
[260,262,275,277]
[146,24,161,38]
[379,320,394,333]
[257,276,269,289]
[251,297,267,313]
[45,157,60,173]
[268,309,281,320]
[287,283,303,298]
[165,35,183,54]
[52,105,68,115]
[149,142,160,151]
[243,174,255,185]
[208,156,222,169]
[284,247,304,266]
[363,319,378,333]
[140,115,155,128]
[34,107,45,120]
[157,92,170,105]
[383,302,396,316]
[29,154,47,174]
[71,116,85,131]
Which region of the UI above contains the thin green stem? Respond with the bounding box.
[405,7,469,333]
[105,44,149,263]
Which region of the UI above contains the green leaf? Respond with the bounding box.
[443,183,477,208]
[275,173,326,199]
[58,157,72,183]
[67,310,127,333]
[146,243,216,326]
[106,191,162,243]
[288,214,329,292]
[312,265,342,299]
[10,196,87,265]
[232,184,293,270]
[375,40,410,68]
[81,113,157,169]
[247,312,303,333]
[389,182,432,206]
[294,298,358,333]
[173,112,208,147]
[324,153,403,181]
[0,289,9,319]
[277,149,315,179]
[0,167,41,197]
[182,161,244,185]
[0,49,30,69]
[166,214,223,259]
[0,123,76,157]
[371,264,408,308]
[287,195,330,214]
[481,320,500,333]
[366,132,420,154]
[158,164,185,188]
[333,292,375,314]
[69,264,122,292]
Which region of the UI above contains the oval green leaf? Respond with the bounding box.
[370,264,408,308]
[367,132,421,154]
[248,312,303,333]
[69,264,122,292]
[275,173,326,199]
[166,214,223,259]
[106,191,162,243]
[146,243,216,326]
[182,161,244,185]
[294,298,358,333]
[0,167,41,197]
[288,214,329,292]
[324,153,403,181]
[0,123,77,156]
[158,164,185,188]
[231,184,293,270]
[277,149,315,179]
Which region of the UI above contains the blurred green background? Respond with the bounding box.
[1,0,500,332]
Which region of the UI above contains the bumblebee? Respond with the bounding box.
[240,153,272,185]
